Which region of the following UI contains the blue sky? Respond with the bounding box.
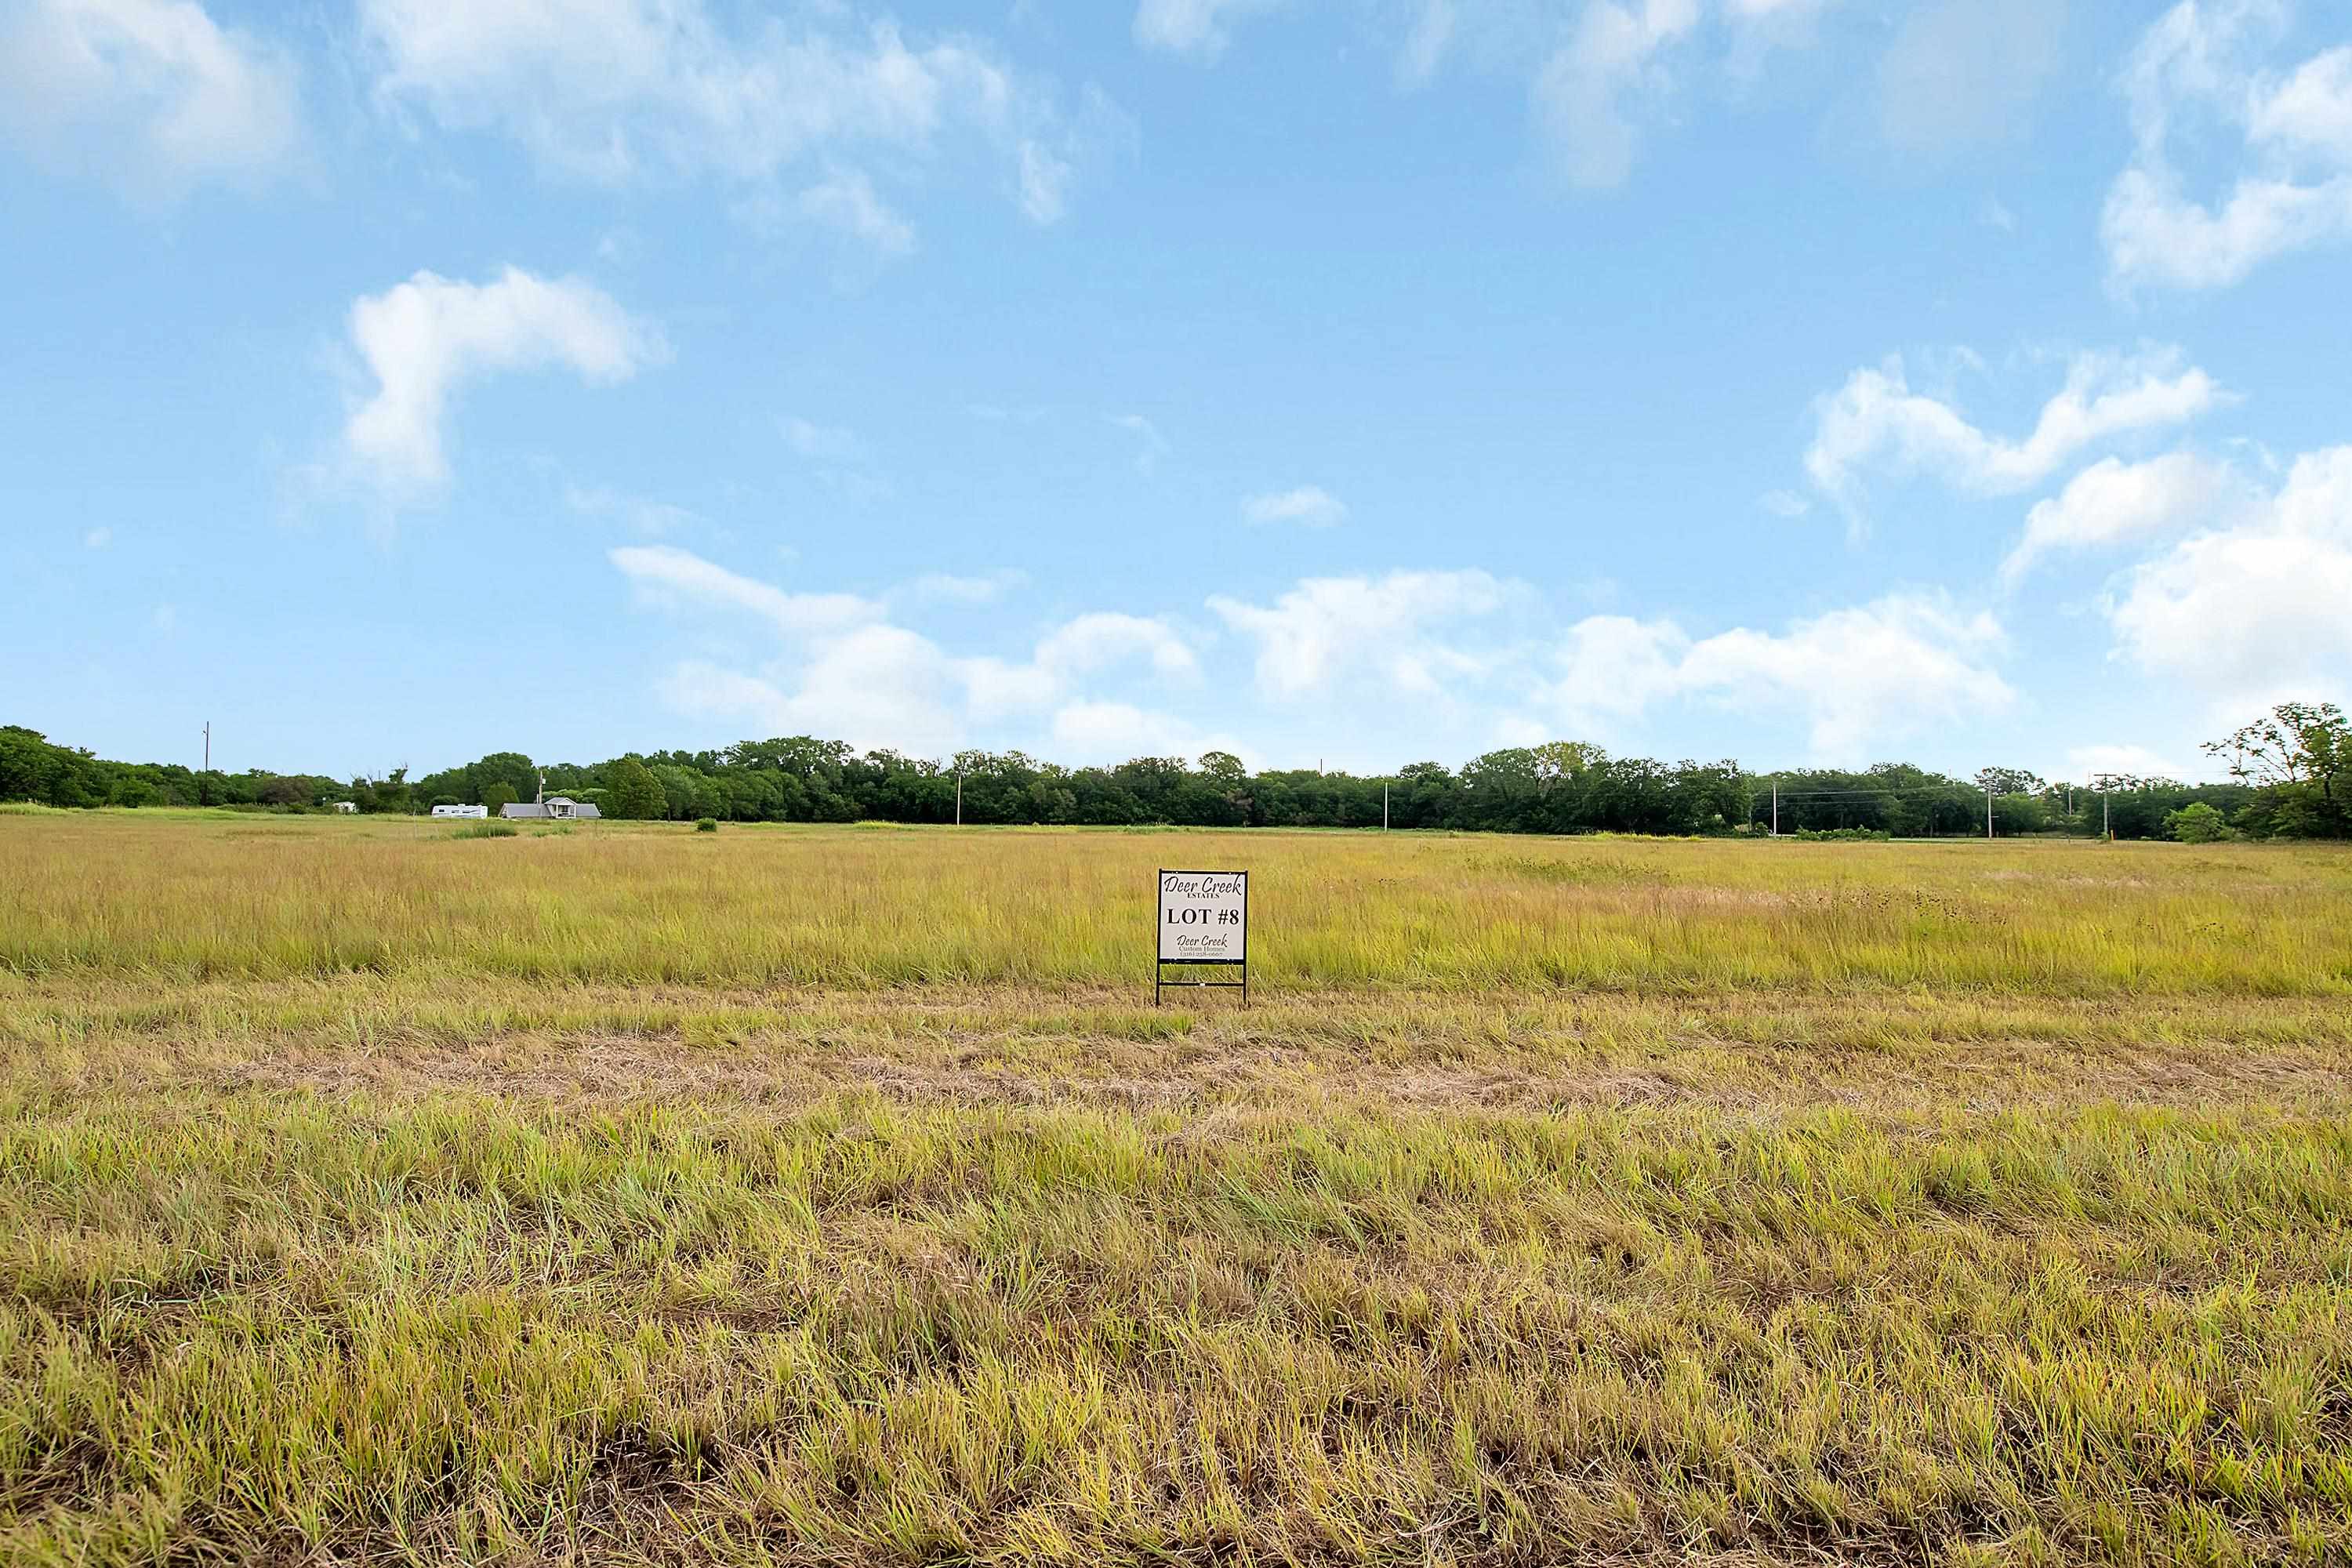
[4,0,2349,785]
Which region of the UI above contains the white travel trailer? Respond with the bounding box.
[431,804,489,819]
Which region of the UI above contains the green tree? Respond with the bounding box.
[481,782,517,817]
[2165,801,2231,843]
[605,757,668,821]
[1974,766,2046,798]
[470,752,538,806]
[2205,701,2350,838]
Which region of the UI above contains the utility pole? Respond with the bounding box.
[955,769,963,828]
[1771,782,1778,837]
[1987,786,1994,841]
[1382,782,1389,830]
[201,721,209,772]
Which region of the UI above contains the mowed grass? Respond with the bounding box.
[2,813,2350,1566]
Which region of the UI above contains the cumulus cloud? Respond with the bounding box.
[1540,593,2013,764]
[2001,452,2255,583]
[2066,743,2195,784]
[1805,347,2224,524]
[343,267,662,495]
[1036,612,1199,679]
[2103,2,2352,290]
[1049,701,1234,765]
[612,546,1199,756]
[1208,569,1514,702]
[359,0,1118,244]
[2105,445,2352,712]
[0,0,301,201]
[610,548,2033,768]
[1241,485,1348,527]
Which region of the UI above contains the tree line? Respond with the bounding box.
[4,702,2344,840]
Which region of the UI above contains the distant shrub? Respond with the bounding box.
[452,821,518,840]
[695,817,718,833]
[2165,801,2233,844]
[1783,828,1890,842]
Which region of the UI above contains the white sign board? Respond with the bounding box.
[1157,869,1248,964]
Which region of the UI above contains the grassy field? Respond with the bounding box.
[2,810,2349,1566]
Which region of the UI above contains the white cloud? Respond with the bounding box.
[1035,612,1198,679]
[1760,488,1811,518]
[565,484,698,536]
[792,169,916,256]
[2103,2,2352,290]
[1871,0,2062,156]
[84,527,113,548]
[1208,570,1512,701]
[612,545,880,636]
[1396,0,1457,88]
[1530,0,1700,191]
[2106,445,2352,712]
[1049,701,1228,764]
[0,0,300,201]
[2065,743,2194,784]
[1133,0,1276,60]
[1109,412,1170,476]
[1545,615,1692,731]
[615,547,1199,757]
[905,569,1026,606]
[613,550,2032,768]
[343,267,662,495]
[1541,593,2013,764]
[1241,485,1348,527]
[2000,452,2253,583]
[780,416,867,463]
[658,629,968,757]
[360,0,1114,241]
[1805,347,2224,524]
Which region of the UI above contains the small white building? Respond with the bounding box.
[431,804,488,819]
[501,795,601,821]
[330,801,358,814]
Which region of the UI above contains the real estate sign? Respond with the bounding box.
[1157,869,1247,964]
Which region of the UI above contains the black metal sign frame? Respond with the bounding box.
[1155,867,1248,1007]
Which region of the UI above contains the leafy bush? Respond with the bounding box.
[695,818,718,833]
[2165,801,2233,844]
[452,821,518,840]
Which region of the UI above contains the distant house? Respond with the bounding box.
[501,795,601,821]
[330,801,358,814]
[431,804,488,819]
